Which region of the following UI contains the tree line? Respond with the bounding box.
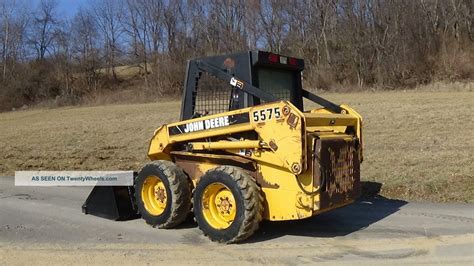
[0,0,472,111]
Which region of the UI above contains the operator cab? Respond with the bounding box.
[180,51,305,120]
[252,52,304,109]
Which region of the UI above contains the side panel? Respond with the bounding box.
[259,163,314,220]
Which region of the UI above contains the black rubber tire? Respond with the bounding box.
[135,160,191,229]
[193,166,264,243]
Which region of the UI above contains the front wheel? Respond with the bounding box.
[135,160,191,229]
[193,166,263,243]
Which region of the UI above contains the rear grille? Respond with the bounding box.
[313,137,360,209]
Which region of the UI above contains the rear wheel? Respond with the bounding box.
[193,166,263,243]
[135,160,191,228]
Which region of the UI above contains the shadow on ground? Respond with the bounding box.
[85,181,407,241]
[247,181,407,242]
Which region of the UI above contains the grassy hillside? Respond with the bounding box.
[0,89,472,202]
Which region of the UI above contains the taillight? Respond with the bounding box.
[289,57,297,65]
[268,53,278,63]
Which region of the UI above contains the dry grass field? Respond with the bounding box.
[0,86,472,202]
[96,63,152,79]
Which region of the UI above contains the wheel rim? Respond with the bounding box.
[141,175,167,216]
[201,182,237,229]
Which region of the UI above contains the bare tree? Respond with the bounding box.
[258,0,289,53]
[0,0,17,80]
[71,8,100,93]
[206,0,247,53]
[29,0,58,61]
[1,0,473,111]
[93,0,124,81]
[53,20,72,97]
[125,0,153,88]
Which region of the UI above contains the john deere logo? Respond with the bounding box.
[168,113,250,136]
[183,116,230,133]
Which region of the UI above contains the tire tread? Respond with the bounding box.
[135,160,191,229]
[194,165,264,243]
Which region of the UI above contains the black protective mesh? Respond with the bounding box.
[194,73,232,116]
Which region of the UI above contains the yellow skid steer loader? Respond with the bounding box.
[82,51,363,243]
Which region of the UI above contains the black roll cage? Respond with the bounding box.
[180,51,342,121]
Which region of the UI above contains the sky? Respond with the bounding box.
[31,0,84,18]
[56,0,83,17]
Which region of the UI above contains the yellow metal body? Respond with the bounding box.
[190,140,264,150]
[148,101,363,221]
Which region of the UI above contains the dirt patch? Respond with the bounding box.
[1,234,473,265]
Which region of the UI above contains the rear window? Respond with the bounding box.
[257,67,296,101]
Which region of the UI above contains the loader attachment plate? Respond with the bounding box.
[314,137,361,209]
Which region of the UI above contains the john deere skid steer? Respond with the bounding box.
[82,51,363,243]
